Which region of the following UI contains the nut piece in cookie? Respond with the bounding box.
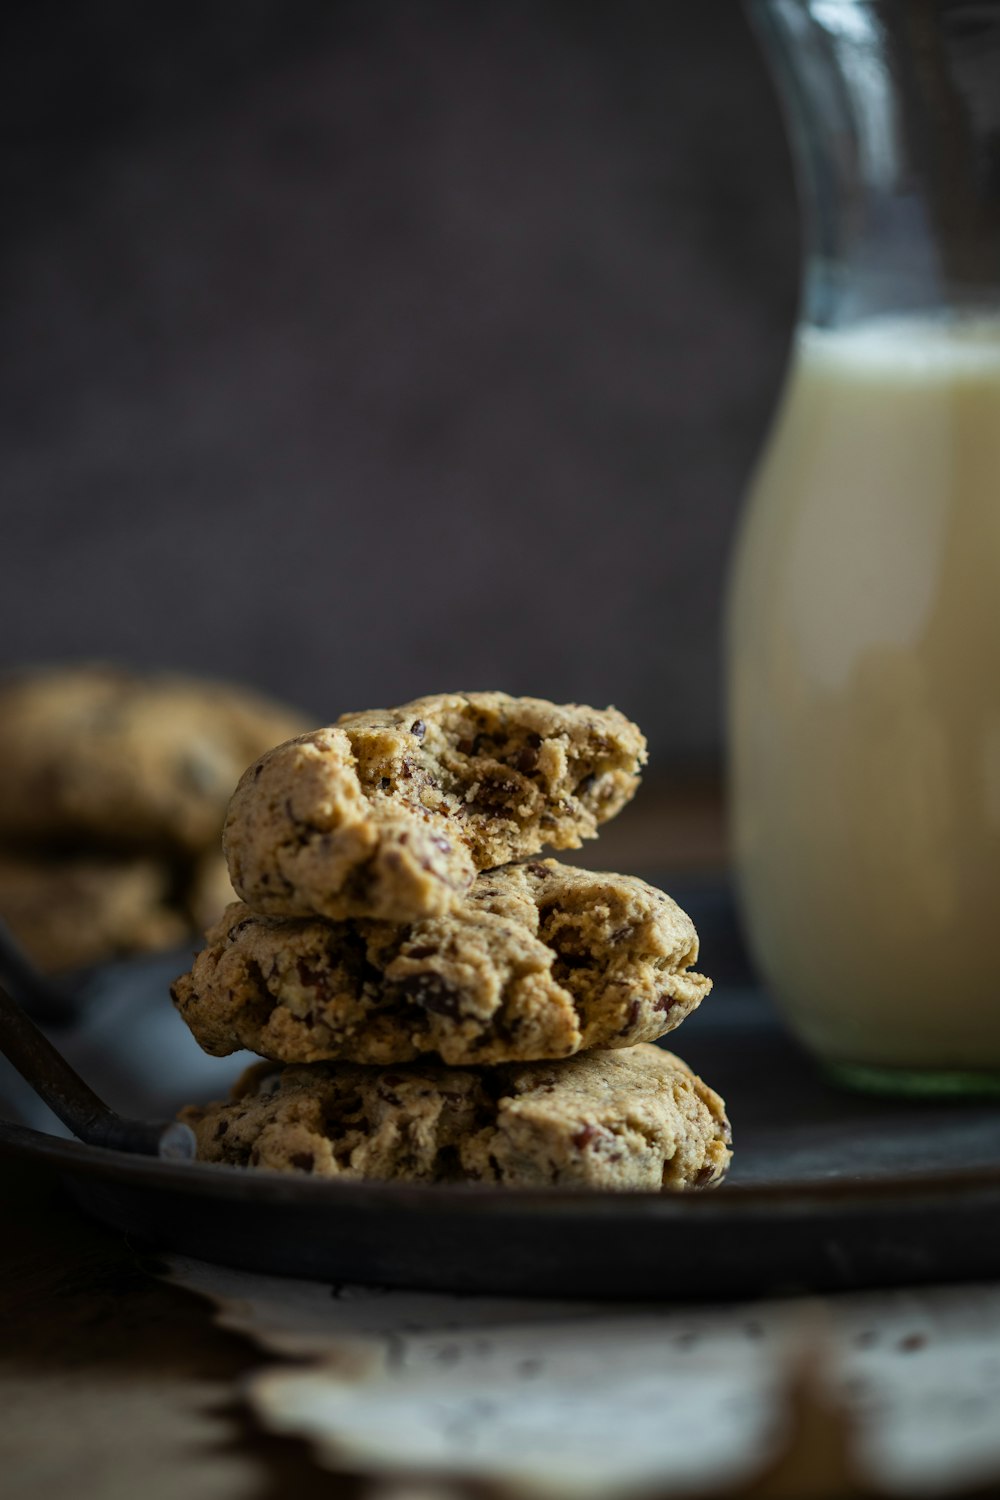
[223,692,647,923]
[180,1044,732,1192]
[171,861,711,1066]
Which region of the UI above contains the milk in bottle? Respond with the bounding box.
[729,317,1000,1080]
[730,0,1000,1091]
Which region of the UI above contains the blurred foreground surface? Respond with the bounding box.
[5,788,1000,1499]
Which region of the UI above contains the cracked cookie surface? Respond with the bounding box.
[0,664,308,854]
[180,1043,732,1192]
[171,860,710,1065]
[223,692,646,924]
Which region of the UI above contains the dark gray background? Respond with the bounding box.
[2,1,798,765]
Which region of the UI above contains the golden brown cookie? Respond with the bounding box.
[181,1044,732,1191]
[0,852,189,972]
[0,664,308,855]
[171,861,710,1065]
[223,692,646,923]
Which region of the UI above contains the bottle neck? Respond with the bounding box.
[750,0,1000,328]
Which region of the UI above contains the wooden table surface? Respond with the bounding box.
[1,1155,352,1500]
[2,783,726,1500]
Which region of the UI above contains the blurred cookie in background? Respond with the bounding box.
[0,852,189,973]
[186,850,240,936]
[0,664,308,852]
[0,665,309,972]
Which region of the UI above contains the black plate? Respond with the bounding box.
[2,886,1000,1300]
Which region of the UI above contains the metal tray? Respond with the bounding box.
[2,884,1000,1300]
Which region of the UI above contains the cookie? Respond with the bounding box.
[180,1043,732,1191]
[223,692,646,923]
[0,664,308,854]
[171,860,710,1066]
[0,853,189,973]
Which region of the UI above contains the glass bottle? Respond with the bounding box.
[727,0,1000,1093]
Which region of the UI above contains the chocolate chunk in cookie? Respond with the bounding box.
[171,861,709,1065]
[223,692,646,923]
[180,1043,732,1191]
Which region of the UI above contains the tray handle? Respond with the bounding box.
[0,980,195,1159]
[0,917,80,1025]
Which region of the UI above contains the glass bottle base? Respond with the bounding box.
[825,1061,1000,1099]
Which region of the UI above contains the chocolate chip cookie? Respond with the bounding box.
[180,1043,732,1191]
[171,860,710,1066]
[223,693,646,923]
[0,664,308,854]
[0,853,190,973]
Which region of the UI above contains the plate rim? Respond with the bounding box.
[5,1113,1000,1218]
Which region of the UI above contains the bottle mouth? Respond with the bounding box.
[749,0,1000,323]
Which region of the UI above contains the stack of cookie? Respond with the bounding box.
[173,693,731,1191]
[0,664,306,972]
